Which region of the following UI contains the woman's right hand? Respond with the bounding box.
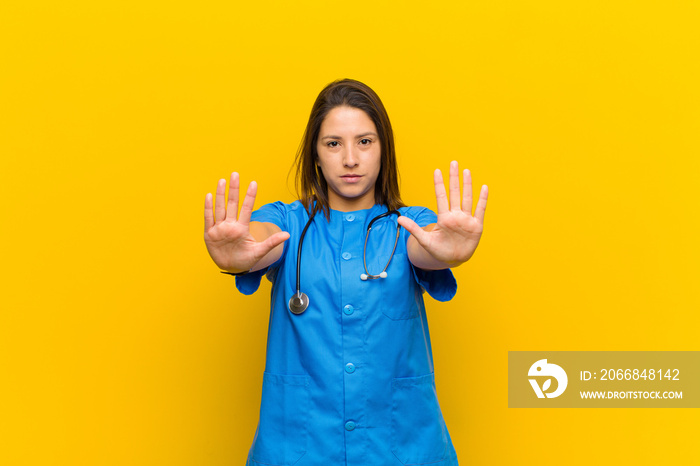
[204,172,290,273]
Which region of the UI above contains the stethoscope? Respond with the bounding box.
[288,209,401,315]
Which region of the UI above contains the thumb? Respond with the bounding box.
[397,216,429,246]
[257,231,290,256]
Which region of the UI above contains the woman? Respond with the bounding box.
[203,79,488,466]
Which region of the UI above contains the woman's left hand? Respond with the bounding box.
[398,161,488,267]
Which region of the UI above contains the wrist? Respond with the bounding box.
[220,267,252,276]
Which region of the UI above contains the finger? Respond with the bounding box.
[226,172,239,222]
[449,161,460,211]
[474,185,488,224]
[397,216,430,246]
[204,193,214,231]
[215,178,226,224]
[462,168,473,215]
[238,181,257,226]
[257,231,291,256]
[433,169,449,214]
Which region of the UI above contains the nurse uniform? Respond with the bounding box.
[235,200,460,466]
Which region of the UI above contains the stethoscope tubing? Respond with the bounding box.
[361,210,401,281]
[288,207,401,315]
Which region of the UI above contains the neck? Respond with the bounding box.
[328,191,375,212]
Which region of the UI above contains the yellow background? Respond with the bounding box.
[1,1,698,464]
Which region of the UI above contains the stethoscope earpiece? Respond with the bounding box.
[360,271,388,281]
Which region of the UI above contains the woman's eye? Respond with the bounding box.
[360,138,372,145]
[327,141,339,147]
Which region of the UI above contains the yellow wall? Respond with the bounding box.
[1,1,698,464]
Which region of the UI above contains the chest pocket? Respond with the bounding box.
[380,252,421,320]
[250,372,309,466]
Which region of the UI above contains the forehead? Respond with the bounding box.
[320,106,376,134]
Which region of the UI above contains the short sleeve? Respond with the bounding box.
[234,201,289,295]
[403,206,458,302]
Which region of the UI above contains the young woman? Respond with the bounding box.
[203,79,488,466]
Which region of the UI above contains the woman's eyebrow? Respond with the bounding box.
[321,132,378,140]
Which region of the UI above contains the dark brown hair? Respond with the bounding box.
[293,78,405,220]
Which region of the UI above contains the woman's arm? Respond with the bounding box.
[398,161,488,271]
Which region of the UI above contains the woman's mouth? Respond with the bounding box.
[341,174,363,183]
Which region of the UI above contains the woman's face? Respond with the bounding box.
[316,106,381,212]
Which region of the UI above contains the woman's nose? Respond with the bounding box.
[343,147,358,167]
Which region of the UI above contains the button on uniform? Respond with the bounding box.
[345,421,356,431]
[345,214,355,222]
[343,304,354,315]
[342,252,352,260]
[345,363,356,374]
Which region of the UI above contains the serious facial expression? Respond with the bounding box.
[316,106,381,212]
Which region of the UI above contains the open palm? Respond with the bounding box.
[204,172,289,273]
[398,161,488,266]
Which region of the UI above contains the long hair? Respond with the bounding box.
[293,78,405,220]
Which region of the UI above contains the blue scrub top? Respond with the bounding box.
[236,200,459,466]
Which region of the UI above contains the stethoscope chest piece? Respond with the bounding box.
[288,292,309,315]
